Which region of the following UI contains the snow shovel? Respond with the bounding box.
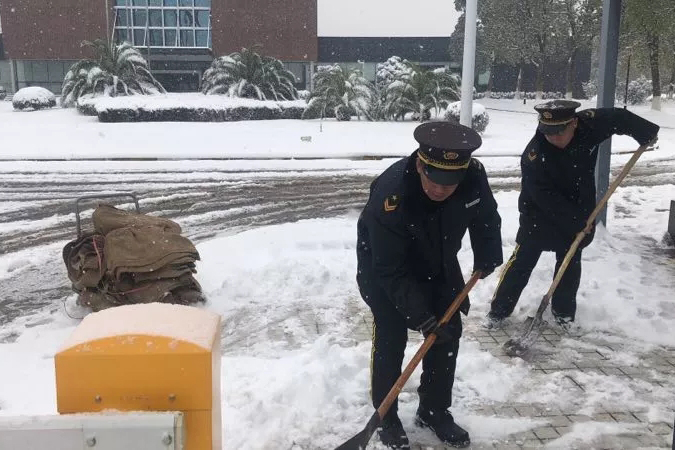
[335,271,482,450]
[503,141,653,357]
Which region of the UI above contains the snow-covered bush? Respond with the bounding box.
[486,91,566,100]
[0,86,6,101]
[382,62,460,121]
[582,80,597,100]
[444,101,490,134]
[375,56,412,94]
[297,90,310,101]
[302,64,376,121]
[76,95,99,116]
[625,76,652,105]
[12,86,56,111]
[94,95,306,122]
[61,40,165,108]
[201,47,298,101]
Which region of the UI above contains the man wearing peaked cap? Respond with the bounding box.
[486,99,660,330]
[534,99,582,135]
[414,121,483,187]
[355,121,503,449]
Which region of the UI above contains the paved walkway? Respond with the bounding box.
[339,303,675,449]
[234,297,675,449]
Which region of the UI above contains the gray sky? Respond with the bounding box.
[317,0,461,37]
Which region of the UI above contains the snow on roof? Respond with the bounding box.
[60,303,221,351]
[318,0,461,37]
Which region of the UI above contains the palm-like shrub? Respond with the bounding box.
[382,61,460,121]
[302,65,376,121]
[61,39,165,107]
[201,47,298,100]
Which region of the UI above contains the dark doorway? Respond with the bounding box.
[154,72,201,92]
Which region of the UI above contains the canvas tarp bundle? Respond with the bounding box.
[63,204,204,312]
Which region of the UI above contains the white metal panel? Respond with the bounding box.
[0,412,183,450]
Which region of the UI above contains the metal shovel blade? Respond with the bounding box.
[335,411,381,450]
[503,314,542,357]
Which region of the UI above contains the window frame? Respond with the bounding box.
[113,0,211,49]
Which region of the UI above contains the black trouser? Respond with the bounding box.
[489,238,582,321]
[368,293,462,421]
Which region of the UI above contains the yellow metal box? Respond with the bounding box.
[55,303,221,450]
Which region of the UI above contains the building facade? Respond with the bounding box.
[0,0,475,96]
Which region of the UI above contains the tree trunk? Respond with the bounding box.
[668,49,675,99]
[515,65,523,99]
[647,32,661,111]
[565,49,577,99]
[486,59,495,97]
[535,63,544,100]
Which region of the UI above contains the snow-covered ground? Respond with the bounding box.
[0,98,674,448]
[1,96,674,163]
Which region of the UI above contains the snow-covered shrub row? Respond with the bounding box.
[93,95,306,123]
[617,76,652,105]
[12,86,57,111]
[474,91,566,100]
[443,101,490,134]
[76,95,99,116]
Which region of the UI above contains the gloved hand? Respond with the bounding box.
[418,316,455,345]
[642,135,658,148]
[580,222,596,249]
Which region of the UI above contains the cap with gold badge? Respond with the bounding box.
[414,121,482,186]
[534,99,581,135]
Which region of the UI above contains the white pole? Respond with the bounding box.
[460,0,478,127]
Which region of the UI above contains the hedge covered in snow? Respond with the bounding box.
[474,91,565,100]
[444,101,490,134]
[12,87,57,111]
[88,94,307,122]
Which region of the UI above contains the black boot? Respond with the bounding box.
[377,415,410,449]
[415,407,470,448]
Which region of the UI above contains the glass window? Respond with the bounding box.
[164,29,177,46]
[180,30,194,47]
[133,9,147,26]
[148,9,162,26]
[163,9,177,26]
[179,10,193,26]
[115,28,129,43]
[116,9,129,26]
[114,1,210,48]
[195,30,208,47]
[134,29,146,45]
[195,10,209,27]
[149,29,164,46]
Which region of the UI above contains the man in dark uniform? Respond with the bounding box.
[486,100,659,328]
[356,121,503,449]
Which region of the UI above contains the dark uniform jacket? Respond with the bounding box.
[356,153,503,329]
[517,108,660,250]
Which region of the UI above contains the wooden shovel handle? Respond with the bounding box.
[545,142,650,299]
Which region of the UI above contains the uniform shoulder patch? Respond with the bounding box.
[383,194,400,212]
[527,148,538,162]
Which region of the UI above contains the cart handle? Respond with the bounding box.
[75,192,140,238]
